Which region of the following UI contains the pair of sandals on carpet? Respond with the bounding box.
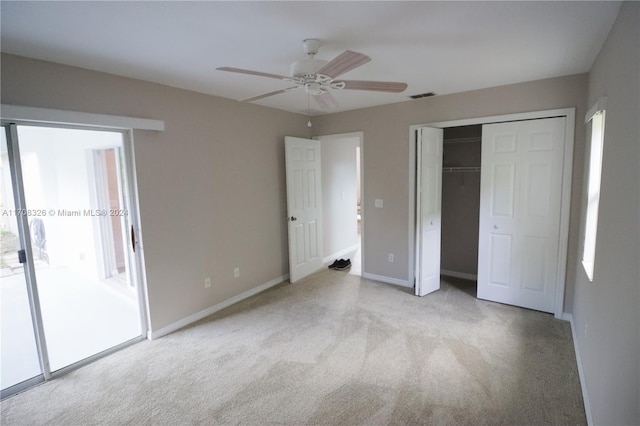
[328,258,351,271]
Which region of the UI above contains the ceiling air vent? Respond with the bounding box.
[409,92,436,100]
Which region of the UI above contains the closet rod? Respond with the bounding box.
[443,166,481,173]
[443,137,481,144]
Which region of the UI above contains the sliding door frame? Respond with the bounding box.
[0,105,162,399]
[1,124,50,398]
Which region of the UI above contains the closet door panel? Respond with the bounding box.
[478,117,565,313]
[416,127,443,297]
[490,163,516,218]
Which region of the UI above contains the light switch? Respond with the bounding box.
[375,199,384,208]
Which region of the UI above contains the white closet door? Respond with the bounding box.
[416,127,443,296]
[477,117,565,313]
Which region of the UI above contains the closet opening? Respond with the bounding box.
[412,108,574,317]
[440,124,482,296]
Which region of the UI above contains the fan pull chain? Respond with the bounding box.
[307,92,312,127]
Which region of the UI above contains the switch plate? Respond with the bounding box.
[375,199,384,208]
[234,267,240,278]
[204,277,212,289]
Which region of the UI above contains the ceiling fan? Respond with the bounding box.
[217,39,408,110]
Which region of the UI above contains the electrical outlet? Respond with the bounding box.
[375,199,384,208]
[234,267,240,278]
[204,277,212,289]
[388,253,394,263]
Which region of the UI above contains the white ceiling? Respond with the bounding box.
[0,1,621,115]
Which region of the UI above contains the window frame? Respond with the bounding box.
[582,97,607,281]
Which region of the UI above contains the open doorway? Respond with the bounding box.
[91,147,132,292]
[316,132,363,276]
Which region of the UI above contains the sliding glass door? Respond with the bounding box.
[1,123,145,398]
[1,129,44,394]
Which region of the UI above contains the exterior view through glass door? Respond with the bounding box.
[1,123,144,397]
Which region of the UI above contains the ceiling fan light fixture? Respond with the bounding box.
[305,82,324,96]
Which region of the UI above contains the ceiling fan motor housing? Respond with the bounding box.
[290,38,327,78]
[290,58,328,78]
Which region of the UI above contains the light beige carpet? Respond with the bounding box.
[1,270,586,425]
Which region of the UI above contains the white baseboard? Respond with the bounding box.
[362,272,412,288]
[562,313,593,426]
[440,269,478,281]
[148,274,289,340]
[323,243,360,264]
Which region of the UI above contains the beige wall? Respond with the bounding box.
[0,53,311,332]
[571,2,640,424]
[313,73,588,308]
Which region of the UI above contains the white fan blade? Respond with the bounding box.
[339,80,408,93]
[314,91,339,110]
[315,50,371,79]
[241,86,299,102]
[217,67,289,80]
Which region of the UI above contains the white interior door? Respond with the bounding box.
[416,127,443,296]
[285,136,323,283]
[478,117,565,313]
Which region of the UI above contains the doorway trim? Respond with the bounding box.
[313,131,365,276]
[1,104,164,131]
[409,108,575,318]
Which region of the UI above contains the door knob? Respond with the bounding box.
[289,216,297,222]
[493,225,498,229]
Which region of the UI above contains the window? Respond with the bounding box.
[582,99,606,281]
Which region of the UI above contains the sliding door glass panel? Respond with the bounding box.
[16,125,141,371]
[0,129,43,391]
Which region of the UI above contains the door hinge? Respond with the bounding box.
[17,249,26,264]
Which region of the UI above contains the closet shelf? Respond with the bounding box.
[443,166,481,173]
